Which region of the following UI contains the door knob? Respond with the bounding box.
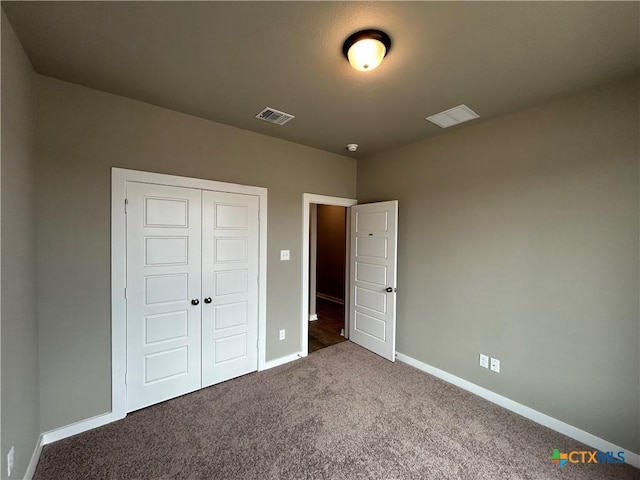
[191,298,200,305]
[385,287,394,293]
[204,297,212,304]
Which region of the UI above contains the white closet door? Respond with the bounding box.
[126,182,202,412]
[201,191,259,387]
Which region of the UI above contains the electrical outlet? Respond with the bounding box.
[490,357,500,373]
[479,353,489,369]
[279,329,286,340]
[280,250,290,261]
[7,446,14,477]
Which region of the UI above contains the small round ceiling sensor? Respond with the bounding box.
[346,143,359,152]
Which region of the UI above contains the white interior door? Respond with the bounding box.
[349,201,398,361]
[126,182,203,412]
[201,191,259,387]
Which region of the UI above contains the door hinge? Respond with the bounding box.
[124,287,127,299]
[125,372,128,385]
[124,198,129,214]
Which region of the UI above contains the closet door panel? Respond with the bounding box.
[201,191,259,387]
[126,182,202,412]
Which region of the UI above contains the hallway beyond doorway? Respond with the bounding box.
[308,297,346,353]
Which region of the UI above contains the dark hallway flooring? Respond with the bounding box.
[308,297,347,353]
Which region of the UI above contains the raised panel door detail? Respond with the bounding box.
[356,211,388,232]
[144,197,188,227]
[144,274,188,305]
[215,269,248,296]
[144,346,188,384]
[145,310,188,345]
[127,181,261,412]
[356,263,387,286]
[202,191,259,388]
[356,237,388,259]
[355,286,387,314]
[215,238,248,263]
[214,333,247,364]
[214,302,248,330]
[354,311,386,341]
[215,204,248,229]
[350,201,398,362]
[126,181,202,413]
[145,237,188,266]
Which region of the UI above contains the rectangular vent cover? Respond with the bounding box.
[255,107,295,125]
[426,104,479,128]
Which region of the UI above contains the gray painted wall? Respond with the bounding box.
[1,11,39,479]
[358,77,640,453]
[35,76,356,432]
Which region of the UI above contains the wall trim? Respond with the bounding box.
[42,412,123,446]
[262,352,302,370]
[309,203,318,319]
[301,194,357,356]
[396,351,640,469]
[35,350,300,446]
[24,412,123,478]
[23,434,44,480]
[26,351,637,474]
[26,351,300,475]
[316,292,345,305]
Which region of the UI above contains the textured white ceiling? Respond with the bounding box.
[3,1,639,157]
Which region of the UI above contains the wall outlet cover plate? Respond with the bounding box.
[479,354,489,368]
[490,358,501,373]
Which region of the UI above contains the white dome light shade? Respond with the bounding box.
[343,30,392,72]
[347,38,387,71]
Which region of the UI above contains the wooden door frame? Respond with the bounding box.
[111,168,268,419]
[301,194,357,356]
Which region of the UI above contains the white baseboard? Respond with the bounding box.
[24,412,123,479]
[24,351,300,475]
[42,411,124,446]
[23,434,44,480]
[27,351,636,475]
[261,352,302,370]
[396,352,640,469]
[33,351,302,455]
[309,314,318,321]
[316,293,344,305]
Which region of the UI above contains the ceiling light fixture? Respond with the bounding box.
[342,29,391,72]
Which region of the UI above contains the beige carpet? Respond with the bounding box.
[35,341,639,479]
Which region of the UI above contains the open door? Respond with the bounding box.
[349,201,398,361]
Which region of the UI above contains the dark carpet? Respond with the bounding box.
[35,342,639,479]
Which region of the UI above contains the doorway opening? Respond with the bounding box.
[308,204,347,353]
[301,194,357,356]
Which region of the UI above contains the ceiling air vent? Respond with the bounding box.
[426,104,479,129]
[254,107,295,126]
